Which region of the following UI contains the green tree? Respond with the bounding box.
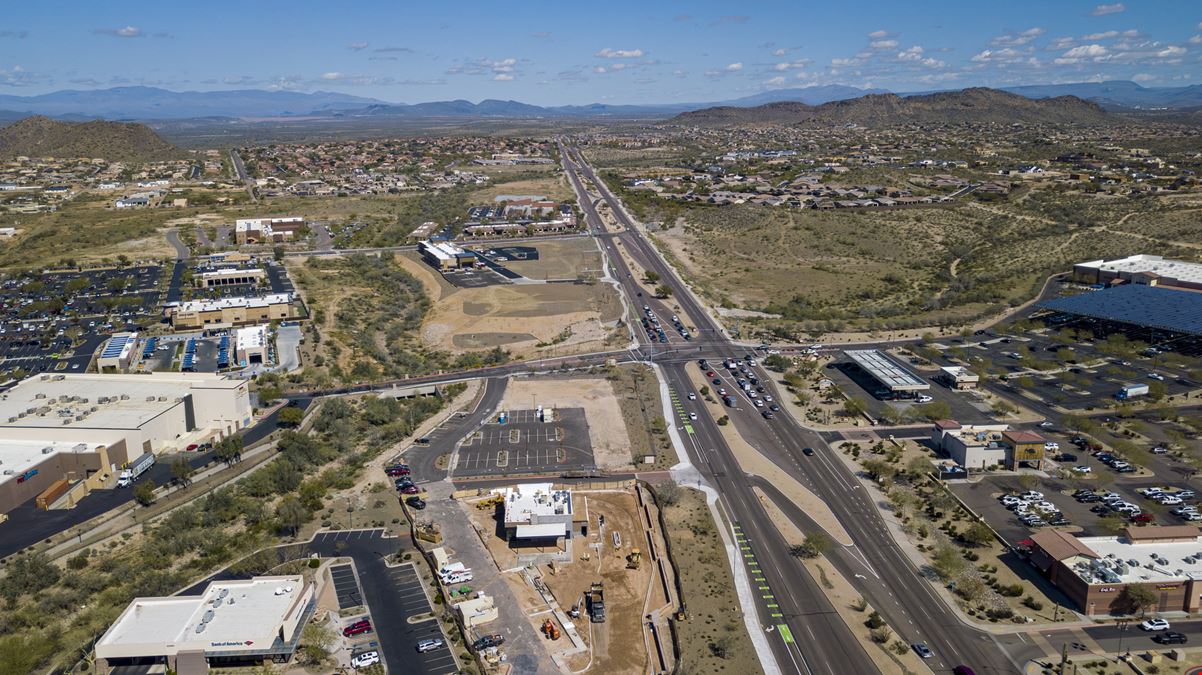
[1119,584,1158,616]
[257,385,281,406]
[789,531,834,559]
[275,495,309,535]
[842,397,867,418]
[278,406,304,427]
[764,354,791,372]
[170,457,195,488]
[273,245,286,261]
[931,542,967,580]
[654,284,673,298]
[133,480,156,506]
[644,271,660,283]
[961,521,994,547]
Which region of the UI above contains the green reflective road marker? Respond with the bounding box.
[778,624,795,644]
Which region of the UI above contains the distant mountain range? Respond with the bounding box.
[0,81,1196,124]
[0,116,180,162]
[670,88,1114,127]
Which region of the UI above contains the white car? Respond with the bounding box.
[1185,513,1202,522]
[1148,373,1165,381]
[1038,421,1055,428]
[916,395,934,403]
[1020,491,1044,500]
[754,400,765,408]
[1033,501,1057,512]
[687,392,697,400]
[1159,496,1183,506]
[1141,618,1170,632]
[1071,465,1092,473]
[688,412,698,420]
[1044,442,1060,451]
[352,651,380,669]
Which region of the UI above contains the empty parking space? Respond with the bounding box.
[443,267,509,288]
[454,407,595,477]
[329,564,364,609]
[384,564,457,674]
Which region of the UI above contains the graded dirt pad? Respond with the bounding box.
[420,275,623,359]
[499,238,605,281]
[499,377,631,470]
[539,490,657,675]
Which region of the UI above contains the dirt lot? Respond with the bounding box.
[500,237,605,281]
[499,376,632,470]
[472,166,575,202]
[660,485,763,675]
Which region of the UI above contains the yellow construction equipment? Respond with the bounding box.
[541,618,560,640]
[626,548,642,570]
[476,495,503,510]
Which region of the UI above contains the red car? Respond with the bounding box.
[401,485,421,495]
[343,620,372,637]
[1130,513,1155,524]
[384,465,411,477]
[186,444,198,452]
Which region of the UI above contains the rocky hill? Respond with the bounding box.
[670,88,1115,127]
[0,115,181,161]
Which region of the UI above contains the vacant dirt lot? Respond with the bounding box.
[499,377,632,470]
[501,238,605,281]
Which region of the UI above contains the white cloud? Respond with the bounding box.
[320,71,343,80]
[1054,43,1110,64]
[1190,35,1202,45]
[773,59,810,71]
[1132,72,1155,82]
[726,62,743,71]
[672,69,687,78]
[765,76,786,86]
[1081,31,1118,40]
[867,29,890,39]
[595,47,644,58]
[1090,3,1125,15]
[1157,45,1187,58]
[970,48,1027,63]
[772,48,787,56]
[593,66,607,74]
[610,62,628,70]
[897,45,925,61]
[870,39,898,49]
[348,42,369,51]
[493,73,513,81]
[94,25,143,38]
[991,27,1045,47]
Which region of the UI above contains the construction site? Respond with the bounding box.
[460,482,678,674]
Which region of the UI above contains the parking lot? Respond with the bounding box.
[386,564,457,674]
[330,563,365,609]
[0,264,167,377]
[442,266,510,288]
[454,407,595,477]
[823,356,993,424]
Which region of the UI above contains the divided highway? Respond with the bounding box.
[561,142,1017,674]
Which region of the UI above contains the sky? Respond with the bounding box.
[1,0,1200,105]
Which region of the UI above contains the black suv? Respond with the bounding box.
[405,495,427,510]
[1153,631,1188,645]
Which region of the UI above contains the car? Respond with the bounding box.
[1056,452,1078,462]
[706,371,716,377]
[1151,446,1169,454]
[718,388,727,396]
[769,404,781,412]
[1149,373,1166,381]
[385,465,411,477]
[1020,491,1044,500]
[351,650,380,668]
[687,392,697,400]
[1141,618,1171,631]
[1117,465,1137,473]
[473,634,506,650]
[761,411,774,419]
[1069,465,1092,473]
[1153,631,1188,645]
[1038,421,1055,428]
[417,638,445,653]
[401,485,421,495]
[1079,494,1102,503]
[916,395,934,404]
[406,496,427,510]
[1044,442,1060,451]
[1185,513,1202,522]
[912,643,934,659]
[712,378,722,386]
[1178,490,1196,499]
[1090,505,1112,514]
[1130,513,1156,523]
[395,479,415,490]
[1159,496,1184,506]
[1137,487,1165,496]
[802,447,815,456]
[343,620,373,637]
[688,412,698,420]
[754,399,765,408]
[952,667,978,675]
[186,443,198,452]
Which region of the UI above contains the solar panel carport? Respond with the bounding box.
[843,349,930,392]
[1038,285,1202,336]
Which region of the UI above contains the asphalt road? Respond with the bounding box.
[401,376,507,483]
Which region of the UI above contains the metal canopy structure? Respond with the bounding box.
[844,349,930,392]
[1038,285,1202,337]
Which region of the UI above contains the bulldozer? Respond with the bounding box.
[541,618,561,640]
[626,547,642,570]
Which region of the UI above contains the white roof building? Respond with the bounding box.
[1074,254,1202,290]
[235,324,269,364]
[497,482,574,540]
[95,576,315,673]
[0,372,252,453]
[173,293,292,316]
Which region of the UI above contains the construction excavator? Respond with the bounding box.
[626,547,642,570]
